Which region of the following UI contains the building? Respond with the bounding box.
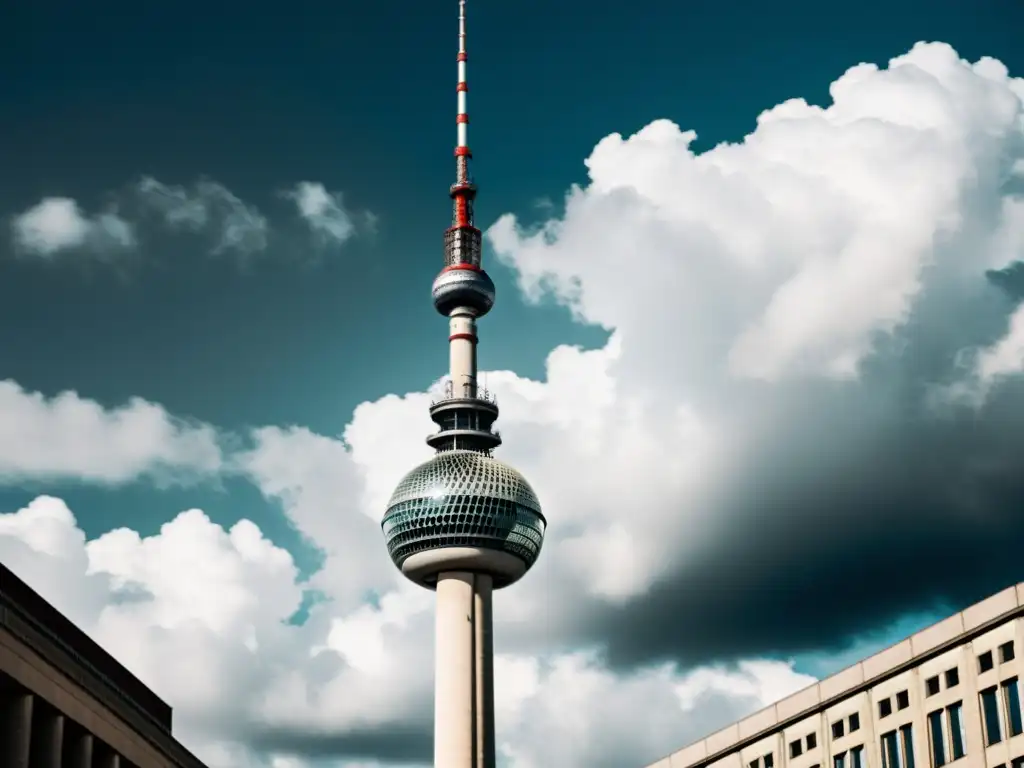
[379,1,547,766]
[0,561,207,768]
[642,583,1024,768]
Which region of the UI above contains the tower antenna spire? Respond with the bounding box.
[456,0,470,189]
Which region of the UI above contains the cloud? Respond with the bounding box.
[0,380,222,484]
[4,39,1024,768]
[282,181,363,249]
[10,197,135,257]
[497,654,813,768]
[478,41,1024,666]
[8,178,372,263]
[136,177,269,256]
[238,424,400,611]
[0,494,816,768]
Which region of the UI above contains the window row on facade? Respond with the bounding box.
[722,626,1024,768]
[749,671,1019,768]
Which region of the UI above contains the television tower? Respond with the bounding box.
[381,1,546,766]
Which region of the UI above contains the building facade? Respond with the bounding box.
[643,583,1024,768]
[0,562,206,768]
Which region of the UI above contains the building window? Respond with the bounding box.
[1011,759,1024,768]
[851,745,866,768]
[945,668,959,688]
[980,651,995,674]
[850,713,861,733]
[926,676,940,697]
[836,753,847,768]
[880,698,893,718]
[897,690,911,710]
[765,754,775,768]
[929,710,947,768]
[947,702,966,761]
[792,740,804,759]
[981,686,1002,745]
[1000,642,1015,663]
[1002,677,1023,737]
[882,728,916,768]
[901,725,916,768]
[750,760,760,768]
[808,733,818,750]
[834,721,846,739]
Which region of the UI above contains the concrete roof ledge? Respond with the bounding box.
[863,639,912,681]
[819,662,865,701]
[910,613,965,657]
[1016,582,1024,608]
[963,587,1018,631]
[706,723,741,755]
[738,703,781,739]
[776,683,821,722]
[669,739,709,768]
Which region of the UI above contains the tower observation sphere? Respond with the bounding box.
[383,450,546,588]
[380,1,545,765]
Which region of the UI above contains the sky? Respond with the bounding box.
[1,0,1023,766]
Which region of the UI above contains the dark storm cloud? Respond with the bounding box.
[988,262,1024,300]
[584,279,1024,669]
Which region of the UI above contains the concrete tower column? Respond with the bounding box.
[474,574,495,768]
[449,308,478,399]
[435,572,476,768]
[435,572,496,768]
[0,691,33,768]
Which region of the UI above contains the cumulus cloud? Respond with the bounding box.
[479,41,1024,666]
[497,654,813,768]
[0,495,815,768]
[282,181,365,249]
[10,197,134,257]
[136,176,269,256]
[0,380,222,484]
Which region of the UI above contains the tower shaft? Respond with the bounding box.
[449,307,479,399]
[435,572,495,768]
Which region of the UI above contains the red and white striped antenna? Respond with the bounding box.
[453,0,474,224]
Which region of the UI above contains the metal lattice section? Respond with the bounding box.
[444,226,482,267]
[382,450,545,570]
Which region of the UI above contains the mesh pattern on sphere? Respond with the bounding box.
[382,450,545,570]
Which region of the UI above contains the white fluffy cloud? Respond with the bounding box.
[491,44,1024,384]
[0,380,222,484]
[0,495,813,768]
[7,177,371,261]
[497,654,813,768]
[1,39,1024,768]
[283,181,362,248]
[10,197,134,256]
[136,176,269,256]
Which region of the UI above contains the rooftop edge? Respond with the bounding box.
[645,581,1024,768]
